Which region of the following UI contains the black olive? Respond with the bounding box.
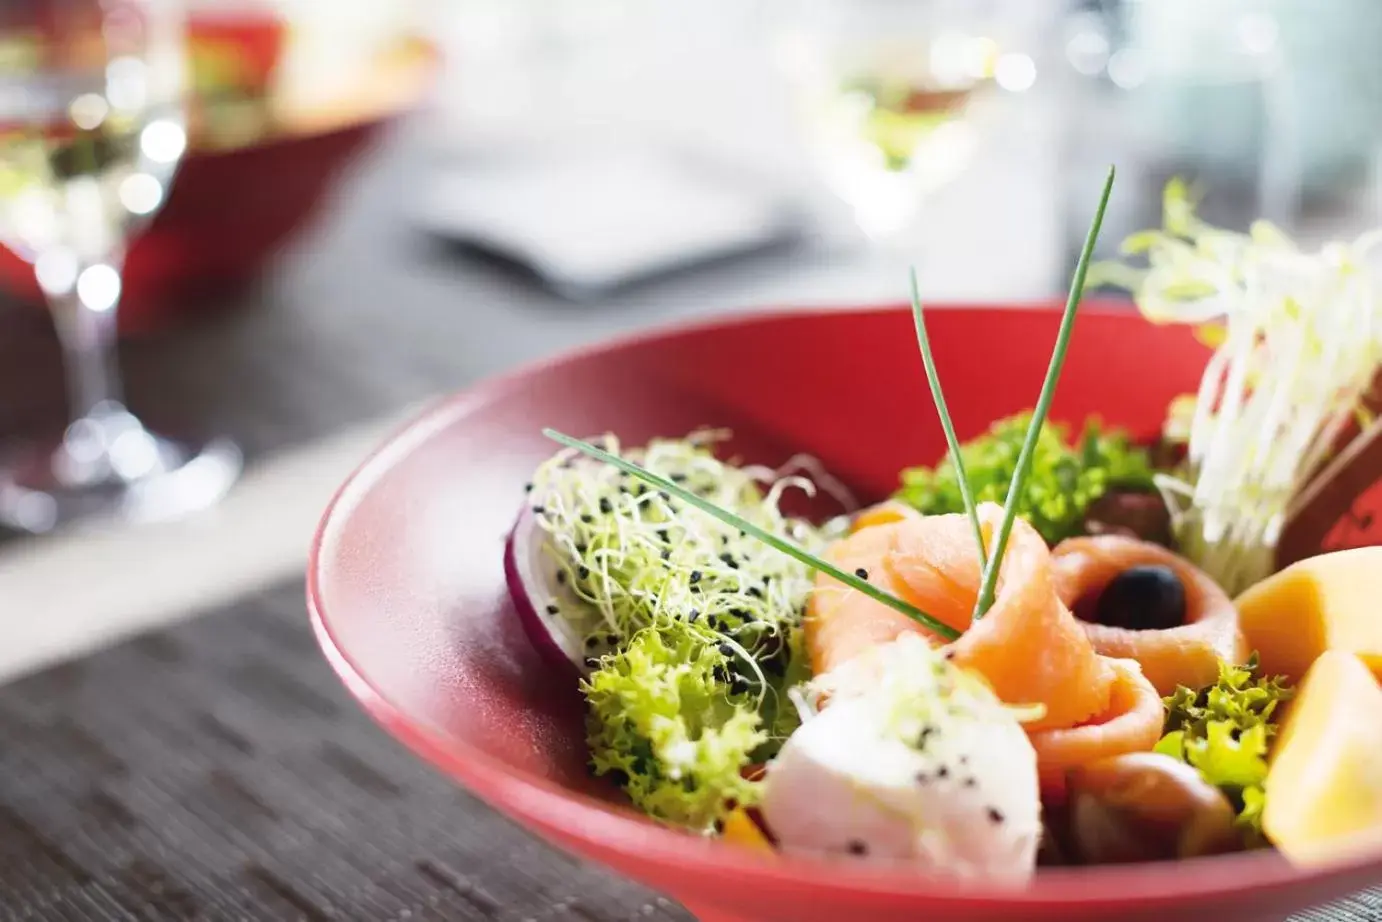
[1088,565,1186,631]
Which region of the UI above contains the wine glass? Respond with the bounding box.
[0,0,240,534]
[770,0,1042,242]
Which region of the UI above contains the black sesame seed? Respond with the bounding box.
[915,772,929,785]
[581,514,593,524]
[847,840,868,856]
[719,553,740,570]
[964,778,977,788]
[988,808,1004,824]
[659,491,672,502]
[658,529,670,543]
[713,665,730,683]
[578,566,591,580]
[556,570,568,585]
[575,543,588,554]
[532,505,546,514]
[661,550,671,561]
[688,609,700,623]
[746,587,763,599]
[718,643,734,657]
[585,637,599,649]
[599,498,613,514]
[670,473,687,483]
[937,766,949,779]
[690,571,702,584]
[854,567,869,580]
[546,604,560,615]
[524,482,533,493]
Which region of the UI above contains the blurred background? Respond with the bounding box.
[2,0,1381,680]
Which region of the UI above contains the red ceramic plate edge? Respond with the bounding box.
[306,300,1382,910]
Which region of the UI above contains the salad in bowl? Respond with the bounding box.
[311,168,1382,921]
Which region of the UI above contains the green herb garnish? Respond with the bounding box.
[909,267,986,570]
[973,164,1116,620]
[896,414,1155,545]
[1155,654,1294,839]
[544,429,961,641]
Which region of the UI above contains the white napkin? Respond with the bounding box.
[412,143,798,297]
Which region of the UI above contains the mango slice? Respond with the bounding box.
[1263,650,1382,865]
[721,808,774,853]
[1235,547,1382,684]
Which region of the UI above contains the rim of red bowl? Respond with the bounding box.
[307,300,1381,908]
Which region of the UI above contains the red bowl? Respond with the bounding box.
[307,303,1382,922]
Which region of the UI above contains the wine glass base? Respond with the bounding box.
[0,433,242,535]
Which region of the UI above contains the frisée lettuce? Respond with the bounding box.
[1155,654,1294,840]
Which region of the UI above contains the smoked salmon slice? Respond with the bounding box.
[806,520,947,677]
[1050,536,1247,695]
[806,502,1115,733]
[1027,658,1165,798]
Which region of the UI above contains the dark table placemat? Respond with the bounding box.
[0,581,687,922]
[0,582,1375,922]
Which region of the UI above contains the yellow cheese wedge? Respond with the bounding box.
[1263,650,1382,865]
[1235,547,1382,684]
[721,808,774,853]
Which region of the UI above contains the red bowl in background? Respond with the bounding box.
[0,31,438,334]
[307,303,1382,922]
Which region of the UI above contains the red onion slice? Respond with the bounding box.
[504,501,590,678]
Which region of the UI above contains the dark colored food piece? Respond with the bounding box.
[1081,565,1186,632]
[1083,489,1173,547]
[1066,753,1242,864]
[1037,808,1076,867]
[1277,413,1382,571]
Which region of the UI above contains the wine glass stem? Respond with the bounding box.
[46,261,125,425]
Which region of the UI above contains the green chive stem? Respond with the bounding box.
[909,266,987,572]
[544,429,961,641]
[972,164,1117,620]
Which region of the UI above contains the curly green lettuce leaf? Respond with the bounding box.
[582,620,770,833]
[1163,654,1294,741]
[895,413,1156,545]
[1157,655,1294,838]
